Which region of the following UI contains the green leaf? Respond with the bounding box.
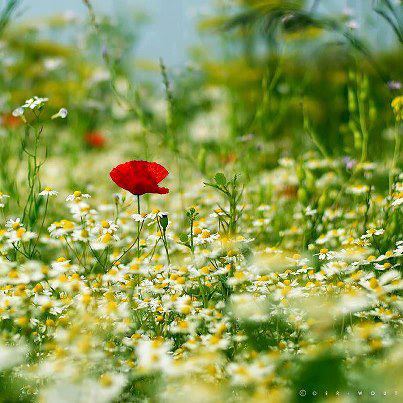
[214,172,227,187]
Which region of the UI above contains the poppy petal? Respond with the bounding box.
[145,161,169,183]
[156,186,169,194]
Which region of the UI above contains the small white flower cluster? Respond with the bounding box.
[12,96,49,117]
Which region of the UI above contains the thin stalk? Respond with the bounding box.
[390,123,401,194]
[198,277,208,308]
[107,221,145,270]
[157,218,171,265]
[190,218,194,254]
[137,195,141,258]
[358,96,369,162]
[29,195,49,257]
[64,237,89,272]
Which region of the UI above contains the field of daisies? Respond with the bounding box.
[0,1,402,402]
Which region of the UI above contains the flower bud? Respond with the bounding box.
[160,214,168,231]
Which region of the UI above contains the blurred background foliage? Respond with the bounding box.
[0,0,401,198]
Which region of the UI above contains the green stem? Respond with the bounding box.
[162,231,170,265]
[190,219,194,254]
[137,195,141,259]
[107,221,145,270]
[198,277,208,307]
[29,195,49,257]
[390,123,401,194]
[157,218,170,265]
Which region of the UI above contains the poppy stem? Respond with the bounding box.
[137,195,141,258]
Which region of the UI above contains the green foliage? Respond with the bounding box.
[205,173,243,234]
[0,0,20,37]
[0,370,33,403]
[291,354,348,402]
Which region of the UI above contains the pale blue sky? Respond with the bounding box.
[11,0,398,66]
[15,0,209,67]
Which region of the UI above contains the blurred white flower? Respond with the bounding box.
[0,192,9,208]
[136,339,172,372]
[51,108,68,119]
[0,344,28,370]
[12,107,24,117]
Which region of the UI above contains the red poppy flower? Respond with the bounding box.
[84,131,106,148]
[110,160,169,195]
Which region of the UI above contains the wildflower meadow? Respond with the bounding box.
[0,1,402,402]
